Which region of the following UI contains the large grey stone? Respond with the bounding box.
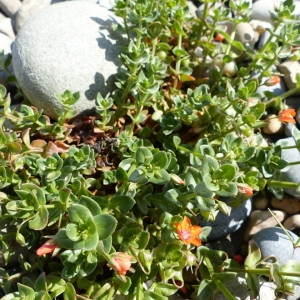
[12,1,123,119]
[277,137,300,197]
[251,227,300,265]
[198,198,252,241]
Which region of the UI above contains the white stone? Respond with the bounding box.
[262,114,284,135]
[283,214,300,231]
[13,0,52,33]
[0,0,22,18]
[99,0,114,9]
[234,22,257,49]
[12,1,123,120]
[245,210,286,241]
[277,137,300,197]
[278,61,300,94]
[0,32,11,54]
[0,18,15,40]
[251,0,300,24]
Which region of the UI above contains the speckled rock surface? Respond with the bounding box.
[251,227,300,265]
[12,1,124,119]
[277,137,300,197]
[198,198,252,241]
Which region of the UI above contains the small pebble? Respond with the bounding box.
[222,61,237,77]
[0,0,22,18]
[245,210,286,240]
[283,214,300,231]
[271,196,300,214]
[253,196,269,210]
[262,114,284,134]
[278,61,300,94]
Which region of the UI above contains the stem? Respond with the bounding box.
[224,267,300,278]
[288,161,300,166]
[129,245,150,275]
[214,279,236,300]
[268,180,299,189]
[265,86,300,108]
[173,33,183,89]
[268,208,296,246]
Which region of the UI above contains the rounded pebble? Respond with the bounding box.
[12,1,124,120]
[262,114,284,134]
[253,196,269,210]
[277,137,300,197]
[245,210,286,240]
[251,227,300,265]
[198,198,252,241]
[271,197,300,214]
[283,214,300,231]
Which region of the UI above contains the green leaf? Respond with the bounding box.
[66,224,81,242]
[18,283,36,300]
[0,84,7,100]
[94,214,117,240]
[250,102,265,119]
[212,164,236,182]
[135,147,153,166]
[196,279,215,300]
[79,195,102,216]
[280,260,300,283]
[29,207,49,230]
[63,283,77,300]
[68,204,94,225]
[217,182,238,197]
[154,283,178,296]
[117,222,149,249]
[152,152,170,169]
[150,169,170,184]
[55,228,98,251]
[109,195,135,213]
[17,183,46,206]
[245,273,260,299]
[245,240,262,268]
[116,167,129,181]
[195,182,215,198]
[231,40,245,51]
[113,276,132,294]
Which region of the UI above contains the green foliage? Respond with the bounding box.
[1,0,300,298]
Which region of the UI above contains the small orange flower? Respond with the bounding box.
[265,76,281,86]
[36,239,57,257]
[279,108,296,124]
[239,185,253,196]
[214,33,225,42]
[174,216,202,246]
[109,252,133,276]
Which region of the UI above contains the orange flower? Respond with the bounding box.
[265,76,281,86]
[214,33,225,42]
[239,185,253,196]
[36,239,57,257]
[109,252,133,276]
[174,216,202,246]
[279,108,296,124]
